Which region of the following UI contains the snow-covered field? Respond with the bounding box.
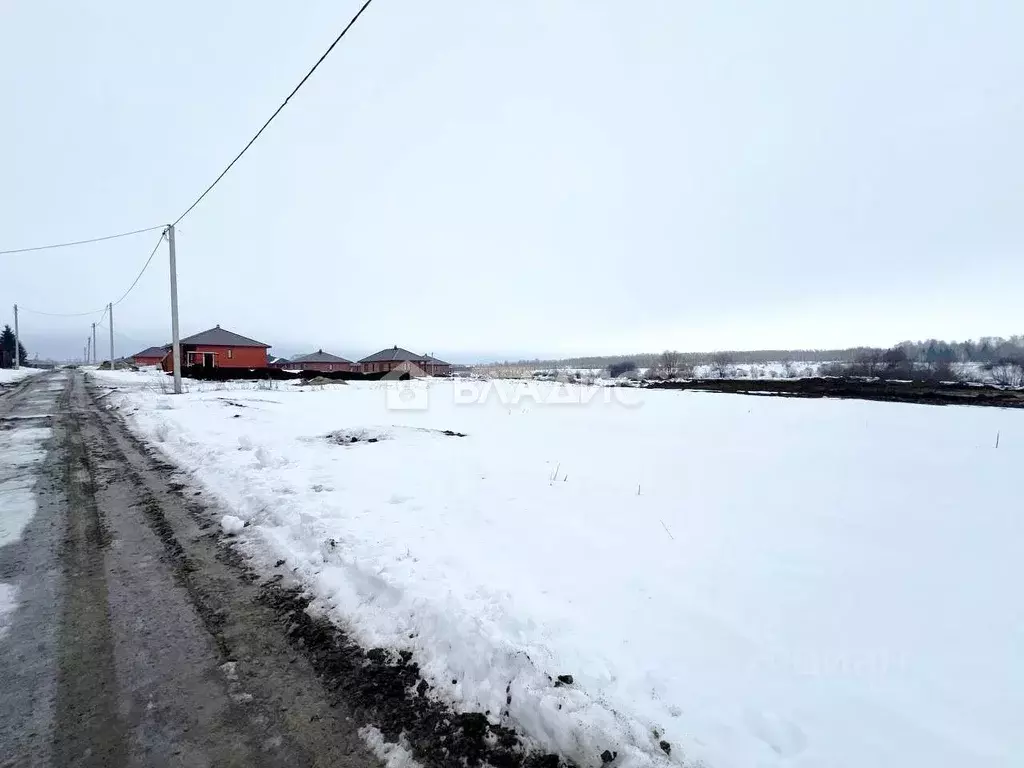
[91,370,1022,768]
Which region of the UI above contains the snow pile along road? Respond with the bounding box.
[91,371,1023,768]
[0,367,43,388]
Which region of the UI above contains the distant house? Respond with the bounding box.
[287,349,357,373]
[132,345,169,367]
[359,346,452,377]
[359,346,430,376]
[161,325,270,371]
[266,355,290,369]
[423,354,453,377]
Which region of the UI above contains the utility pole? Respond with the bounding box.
[91,322,97,365]
[86,336,91,365]
[12,304,19,370]
[167,225,182,394]
[108,302,114,370]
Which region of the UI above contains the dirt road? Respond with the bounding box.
[0,371,376,767]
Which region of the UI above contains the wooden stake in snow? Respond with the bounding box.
[995,431,1000,449]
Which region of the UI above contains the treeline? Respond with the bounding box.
[501,348,875,369]
[892,336,1024,364]
[497,335,1024,370]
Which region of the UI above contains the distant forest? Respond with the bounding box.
[491,335,1024,370]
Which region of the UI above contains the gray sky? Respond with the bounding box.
[2,0,1022,362]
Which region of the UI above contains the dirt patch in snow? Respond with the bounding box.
[325,427,467,445]
[325,429,387,445]
[258,583,562,768]
[298,376,348,387]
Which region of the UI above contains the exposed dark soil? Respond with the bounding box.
[642,376,1024,408]
[260,585,563,768]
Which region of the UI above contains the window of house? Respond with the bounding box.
[226,349,233,359]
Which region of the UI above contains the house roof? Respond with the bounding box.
[289,349,354,364]
[133,346,168,359]
[424,354,451,366]
[359,346,430,363]
[179,326,270,348]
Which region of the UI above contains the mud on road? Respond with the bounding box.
[2,372,566,768]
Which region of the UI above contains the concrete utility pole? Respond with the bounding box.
[12,304,19,370]
[167,225,182,394]
[92,323,97,365]
[86,336,91,365]
[108,302,114,370]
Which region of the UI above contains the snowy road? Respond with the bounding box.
[0,371,378,767]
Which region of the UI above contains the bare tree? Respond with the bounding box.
[660,350,681,373]
[987,359,1024,387]
[710,352,734,379]
[927,359,960,383]
[675,361,695,379]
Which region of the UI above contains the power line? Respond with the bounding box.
[173,0,375,226]
[16,230,164,317]
[18,304,109,319]
[4,0,376,254]
[0,224,165,255]
[113,230,167,306]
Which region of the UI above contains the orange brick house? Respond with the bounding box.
[132,345,170,367]
[161,325,270,371]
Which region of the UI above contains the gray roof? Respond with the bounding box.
[133,346,169,358]
[289,349,354,364]
[424,354,451,366]
[179,326,270,348]
[359,346,430,363]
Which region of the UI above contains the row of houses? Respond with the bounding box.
[132,326,453,377]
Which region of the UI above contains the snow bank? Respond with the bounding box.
[91,371,1024,768]
[0,367,43,386]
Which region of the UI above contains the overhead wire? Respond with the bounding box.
[5,0,376,327]
[172,0,375,225]
[18,304,110,319]
[16,230,163,319]
[0,224,165,255]
[112,230,167,306]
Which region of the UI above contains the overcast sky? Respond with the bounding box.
[2,0,1022,362]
